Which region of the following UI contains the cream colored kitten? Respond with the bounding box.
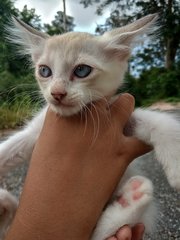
[0,14,179,239]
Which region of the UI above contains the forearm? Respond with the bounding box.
[5,146,128,240]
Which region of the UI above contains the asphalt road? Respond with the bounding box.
[0,111,180,240]
[135,153,180,239]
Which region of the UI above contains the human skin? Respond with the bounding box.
[5,94,151,240]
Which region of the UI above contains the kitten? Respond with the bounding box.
[0,14,179,239]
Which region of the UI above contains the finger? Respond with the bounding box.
[116,225,132,240]
[131,224,145,240]
[124,137,153,162]
[106,236,117,240]
[111,94,135,128]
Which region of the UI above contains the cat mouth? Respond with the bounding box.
[60,102,75,108]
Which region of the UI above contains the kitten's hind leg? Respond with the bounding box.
[91,176,154,240]
[0,107,47,176]
[0,189,18,239]
[132,109,180,190]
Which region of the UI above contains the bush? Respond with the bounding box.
[124,63,180,106]
[0,71,43,129]
[0,70,40,103]
[0,96,41,129]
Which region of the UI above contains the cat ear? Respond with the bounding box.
[6,16,49,62]
[102,14,158,60]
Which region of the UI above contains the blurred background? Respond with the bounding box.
[0,0,180,129]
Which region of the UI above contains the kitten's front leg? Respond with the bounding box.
[132,109,180,190]
[0,107,47,175]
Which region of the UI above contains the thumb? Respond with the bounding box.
[124,137,153,162]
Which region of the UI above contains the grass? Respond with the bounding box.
[164,97,180,103]
[0,96,42,130]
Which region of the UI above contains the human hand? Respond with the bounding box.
[5,93,150,240]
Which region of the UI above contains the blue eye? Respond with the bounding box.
[39,65,52,78]
[74,65,92,78]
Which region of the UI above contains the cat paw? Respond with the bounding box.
[91,176,153,240]
[117,176,153,211]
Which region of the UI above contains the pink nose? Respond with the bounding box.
[51,91,67,102]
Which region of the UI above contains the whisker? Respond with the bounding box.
[85,104,97,146]
[91,102,100,145]
[80,101,88,137]
[87,91,99,144]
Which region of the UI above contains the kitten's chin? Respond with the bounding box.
[50,104,81,117]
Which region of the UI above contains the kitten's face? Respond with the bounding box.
[10,14,157,116]
[35,32,128,116]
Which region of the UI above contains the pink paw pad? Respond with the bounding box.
[130,179,144,200]
[130,179,143,190]
[133,191,144,200]
[117,177,150,208]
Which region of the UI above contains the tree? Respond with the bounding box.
[80,0,180,70]
[44,11,75,35]
[0,1,43,104]
[18,5,42,30]
[0,0,18,72]
[0,1,42,75]
[62,0,67,32]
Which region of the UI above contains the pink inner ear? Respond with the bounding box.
[105,46,130,61]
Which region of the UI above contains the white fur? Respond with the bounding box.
[132,109,180,189]
[0,14,179,239]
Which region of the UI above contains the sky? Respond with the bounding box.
[14,0,111,33]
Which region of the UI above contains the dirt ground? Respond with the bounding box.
[149,101,180,110]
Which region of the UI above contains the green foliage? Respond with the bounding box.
[124,62,180,106]
[0,71,40,103]
[0,96,41,129]
[44,11,75,35]
[18,5,42,30]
